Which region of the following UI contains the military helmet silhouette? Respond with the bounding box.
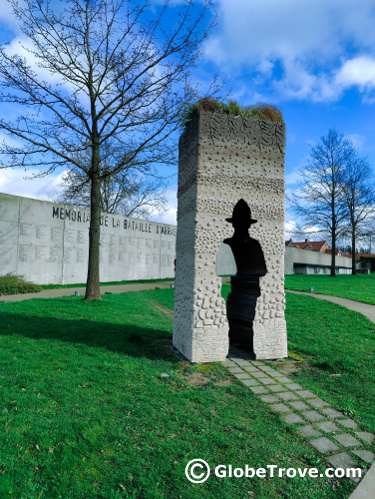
[225,199,257,226]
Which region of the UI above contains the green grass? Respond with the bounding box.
[0,289,361,498]
[284,292,375,432]
[285,273,375,304]
[222,283,375,431]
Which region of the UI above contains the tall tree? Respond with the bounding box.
[0,0,215,299]
[288,129,354,276]
[342,153,375,274]
[54,167,167,219]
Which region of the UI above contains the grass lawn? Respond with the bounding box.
[0,289,373,498]
[285,273,375,304]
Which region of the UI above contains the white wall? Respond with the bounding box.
[0,193,176,284]
[284,246,352,275]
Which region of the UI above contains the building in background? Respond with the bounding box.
[285,239,351,275]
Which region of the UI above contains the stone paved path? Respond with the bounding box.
[0,281,174,302]
[223,346,375,485]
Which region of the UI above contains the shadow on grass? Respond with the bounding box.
[0,309,176,362]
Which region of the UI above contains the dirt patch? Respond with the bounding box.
[185,371,210,386]
[151,302,174,318]
[273,361,303,376]
[215,379,232,387]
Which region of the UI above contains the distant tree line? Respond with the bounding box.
[288,128,375,275]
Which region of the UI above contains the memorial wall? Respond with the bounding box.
[0,193,176,285]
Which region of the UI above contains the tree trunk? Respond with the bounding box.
[351,229,356,275]
[85,171,102,300]
[331,232,336,277]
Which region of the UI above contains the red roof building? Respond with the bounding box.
[285,238,330,253]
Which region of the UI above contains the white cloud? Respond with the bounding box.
[285,169,301,186]
[344,133,366,150]
[0,1,20,27]
[205,0,375,102]
[284,219,296,240]
[3,36,82,94]
[0,168,64,200]
[335,56,375,90]
[150,188,177,225]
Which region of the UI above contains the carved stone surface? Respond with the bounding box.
[173,111,288,362]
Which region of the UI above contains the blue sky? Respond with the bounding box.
[1,0,375,235]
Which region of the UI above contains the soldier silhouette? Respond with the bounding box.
[224,199,267,354]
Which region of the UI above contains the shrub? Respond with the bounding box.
[181,98,283,125]
[0,273,42,296]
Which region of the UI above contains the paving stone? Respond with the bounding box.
[321,408,345,419]
[355,432,375,444]
[259,368,281,376]
[299,425,322,438]
[308,398,330,408]
[339,419,359,429]
[233,372,250,379]
[240,355,255,361]
[352,450,375,462]
[251,371,271,378]
[328,453,363,482]
[301,410,326,422]
[227,367,244,373]
[276,376,294,384]
[227,354,241,360]
[286,383,303,390]
[268,384,288,393]
[248,386,269,394]
[295,390,317,399]
[251,361,265,366]
[334,434,362,447]
[260,394,279,403]
[309,437,339,453]
[241,378,260,386]
[290,401,309,410]
[223,360,236,367]
[243,365,261,372]
[270,403,291,413]
[278,391,299,401]
[257,378,277,385]
[284,413,304,424]
[235,360,251,366]
[316,421,340,433]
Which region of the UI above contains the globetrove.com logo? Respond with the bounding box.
[184,459,362,484]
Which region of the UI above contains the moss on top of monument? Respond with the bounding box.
[182,98,283,125]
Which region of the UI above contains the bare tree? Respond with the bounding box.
[0,0,216,299]
[288,129,353,276]
[53,167,168,219]
[342,153,375,274]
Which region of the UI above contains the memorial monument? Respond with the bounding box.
[173,106,288,362]
[224,199,267,355]
[0,193,176,285]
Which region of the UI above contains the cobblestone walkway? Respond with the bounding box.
[224,347,375,483]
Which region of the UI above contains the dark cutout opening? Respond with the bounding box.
[224,199,267,356]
